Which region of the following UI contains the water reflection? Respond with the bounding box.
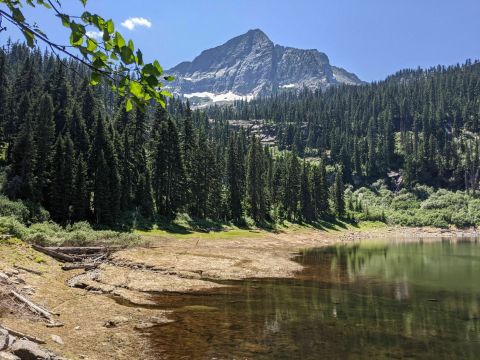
[143,238,480,359]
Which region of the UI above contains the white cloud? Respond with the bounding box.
[86,31,103,39]
[121,17,152,31]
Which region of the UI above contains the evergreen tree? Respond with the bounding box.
[284,152,301,220]
[227,136,243,220]
[246,136,266,221]
[92,117,120,225]
[33,93,55,202]
[300,162,314,221]
[333,167,345,217]
[152,117,186,218]
[7,94,36,200]
[72,154,90,221]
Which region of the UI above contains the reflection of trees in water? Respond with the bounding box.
[145,242,480,359]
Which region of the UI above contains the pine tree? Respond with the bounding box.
[246,136,267,222]
[7,94,36,201]
[48,135,75,223]
[333,167,345,217]
[190,130,210,218]
[300,161,314,221]
[284,152,301,220]
[152,117,186,218]
[34,94,55,202]
[227,136,243,220]
[72,154,90,221]
[92,117,121,225]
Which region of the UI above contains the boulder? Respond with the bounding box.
[0,329,9,351]
[0,351,20,360]
[50,335,63,345]
[10,339,50,360]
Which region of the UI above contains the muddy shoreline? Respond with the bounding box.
[1,226,478,359]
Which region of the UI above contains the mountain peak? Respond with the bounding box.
[245,28,269,38]
[168,30,363,106]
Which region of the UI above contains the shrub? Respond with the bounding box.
[0,196,49,224]
[0,216,28,239]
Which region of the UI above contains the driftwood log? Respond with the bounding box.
[14,265,42,276]
[31,245,79,263]
[0,325,46,344]
[44,246,121,254]
[10,291,52,320]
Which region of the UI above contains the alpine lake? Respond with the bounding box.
[137,237,480,359]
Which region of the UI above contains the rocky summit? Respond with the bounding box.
[167,29,363,105]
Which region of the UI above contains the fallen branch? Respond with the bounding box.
[0,325,46,344]
[61,263,98,271]
[32,244,78,263]
[10,291,52,320]
[14,265,42,276]
[46,322,64,328]
[44,246,121,255]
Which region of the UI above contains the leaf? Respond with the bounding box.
[70,32,83,46]
[120,46,135,64]
[136,49,143,65]
[81,11,92,23]
[142,64,159,77]
[22,29,35,47]
[144,75,159,88]
[87,38,97,52]
[78,46,89,58]
[129,81,143,98]
[90,72,101,86]
[57,14,71,27]
[125,99,133,112]
[153,60,163,75]
[163,75,175,81]
[80,0,87,6]
[69,23,85,46]
[114,32,125,48]
[106,19,114,34]
[103,29,110,42]
[160,90,173,98]
[11,8,26,23]
[92,57,106,69]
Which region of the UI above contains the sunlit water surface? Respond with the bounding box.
[140,238,480,359]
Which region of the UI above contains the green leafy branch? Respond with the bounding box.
[0,0,173,111]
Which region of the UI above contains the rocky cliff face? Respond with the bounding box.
[168,29,363,104]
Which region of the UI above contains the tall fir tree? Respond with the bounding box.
[333,167,345,217]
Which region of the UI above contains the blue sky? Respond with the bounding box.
[1,0,479,81]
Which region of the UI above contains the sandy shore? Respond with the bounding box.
[0,226,477,359]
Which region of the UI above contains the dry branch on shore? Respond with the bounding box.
[0,325,46,344]
[10,291,53,321]
[32,244,79,263]
[14,265,42,276]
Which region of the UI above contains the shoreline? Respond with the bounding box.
[1,225,478,359]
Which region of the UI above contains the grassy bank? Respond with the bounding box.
[135,212,387,240]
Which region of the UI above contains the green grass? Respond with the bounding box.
[136,215,388,240]
[136,226,263,239]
